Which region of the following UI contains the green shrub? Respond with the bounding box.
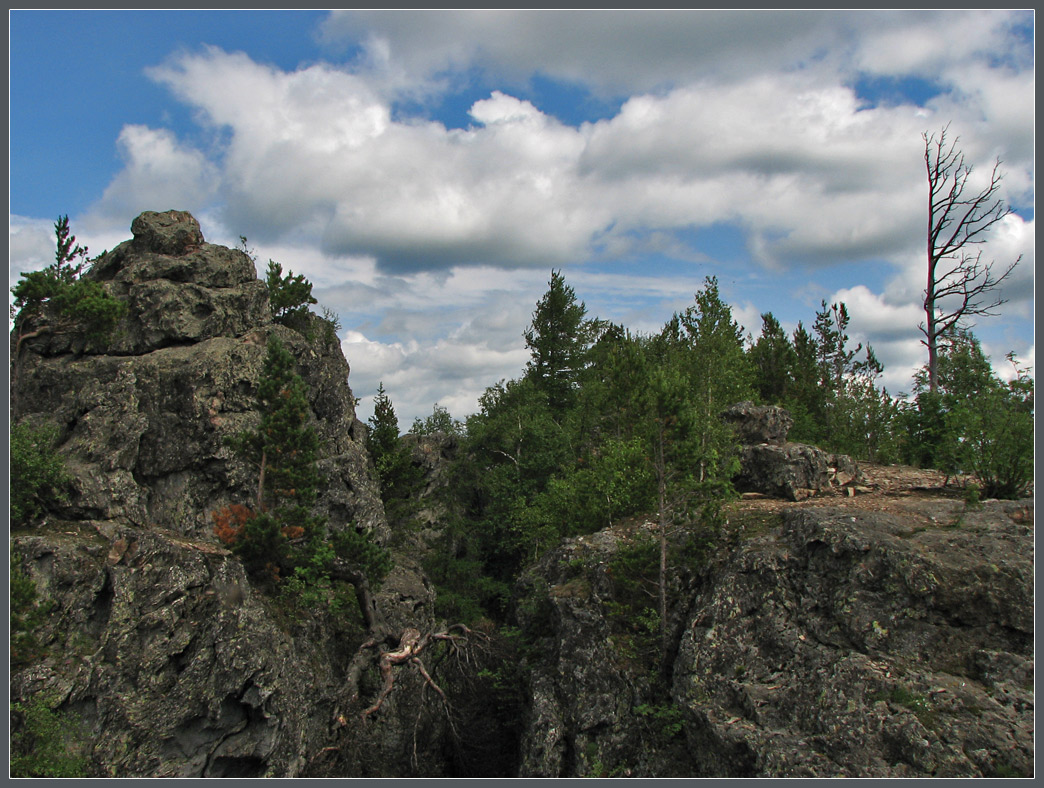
[10,552,53,668]
[10,694,90,777]
[266,260,317,328]
[10,421,70,526]
[11,215,126,348]
[633,702,685,738]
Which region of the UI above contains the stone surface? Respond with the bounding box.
[673,499,1034,778]
[515,497,1034,778]
[11,524,327,777]
[725,404,863,501]
[721,401,794,446]
[10,211,435,777]
[12,211,386,544]
[733,442,833,501]
[129,209,205,256]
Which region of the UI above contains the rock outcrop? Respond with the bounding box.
[515,497,1034,778]
[725,401,864,500]
[12,210,384,544]
[10,211,442,777]
[11,211,1033,779]
[674,499,1034,778]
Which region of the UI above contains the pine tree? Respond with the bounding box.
[266,260,317,328]
[11,216,126,414]
[224,335,323,575]
[524,270,590,413]
[749,312,797,405]
[786,322,825,445]
[366,383,420,517]
[675,276,753,483]
[221,336,390,622]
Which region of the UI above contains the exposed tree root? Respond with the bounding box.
[339,623,485,726]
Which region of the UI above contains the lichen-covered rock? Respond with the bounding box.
[12,212,386,544]
[672,499,1034,778]
[11,523,336,777]
[515,523,699,778]
[733,442,834,500]
[723,403,862,500]
[721,401,793,446]
[515,499,1033,778]
[9,211,436,776]
[129,209,205,256]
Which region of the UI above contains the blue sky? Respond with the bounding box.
[9,10,1035,428]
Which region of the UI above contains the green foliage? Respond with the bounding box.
[223,336,389,591]
[901,327,1033,498]
[945,354,1033,499]
[10,421,71,526]
[367,383,424,524]
[11,215,126,346]
[434,277,748,630]
[424,539,512,624]
[462,377,573,568]
[10,552,53,669]
[806,300,898,461]
[633,702,685,739]
[873,684,936,728]
[604,535,661,668]
[751,300,901,462]
[10,694,90,777]
[749,312,798,405]
[230,335,322,513]
[409,402,464,436]
[532,437,656,534]
[330,526,392,587]
[266,260,317,328]
[524,270,591,413]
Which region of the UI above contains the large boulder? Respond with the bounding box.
[129,209,206,256]
[733,442,833,501]
[722,402,863,500]
[721,401,793,446]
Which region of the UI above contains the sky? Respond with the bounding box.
[9,10,1035,430]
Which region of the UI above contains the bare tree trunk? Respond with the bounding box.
[256,449,267,512]
[655,422,668,667]
[330,559,379,633]
[922,126,1020,392]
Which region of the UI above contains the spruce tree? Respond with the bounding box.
[221,335,390,616]
[225,335,322,575]
[749,312,797,405]
[367,383,422,524]
[524,270,590,413]
[266,260,318,328]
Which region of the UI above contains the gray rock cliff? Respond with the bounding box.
[514,495,1033,778]
[10,210,445,777]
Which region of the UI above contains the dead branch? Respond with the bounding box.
[341,622,488,729]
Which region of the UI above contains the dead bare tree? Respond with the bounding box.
[922,125,1022,392]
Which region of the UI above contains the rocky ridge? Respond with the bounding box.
[514,470,1033,778]
[10,211,1035,778]
[10,211,441,777]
